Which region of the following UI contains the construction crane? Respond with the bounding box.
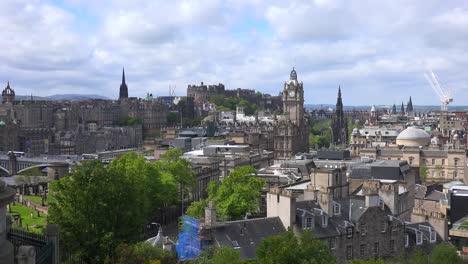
[424,69,453,111]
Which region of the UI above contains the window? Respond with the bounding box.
[379,199,384,210]
[416,231,423,245]
[405,234,409,248]
[346,227,354,238]
[360,244,367,257]
[442,159,445,165]
[374,242,379,256]
[381,221,386,232]
[346,245,353,260]
[333,202,341,216]
[455,159,459,167]
[329,238,336,250]
[430,230,436,243]
[321,215,328,227]
[360,224,367,236]
[277,194,280,203]
[432,159,435,165]
[454,171,458,178]
[305,217,313,229]
[390,240,395,252]
[409,158,413,165]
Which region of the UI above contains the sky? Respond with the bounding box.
[1,0,468,105]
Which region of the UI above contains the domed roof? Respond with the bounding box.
[396,126,430,146]
[290,67,297,80]
[352,128,360,134]
[2,82,14,96]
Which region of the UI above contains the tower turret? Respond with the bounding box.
[2,82,15,104]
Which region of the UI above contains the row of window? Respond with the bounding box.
[346,240,395,260]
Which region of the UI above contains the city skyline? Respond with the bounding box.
[2,0,468,105]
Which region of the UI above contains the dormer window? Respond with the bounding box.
[333,202,341,216]
[346,227,353,238]
[430,230,436,243]
[321,215,328,227]
[305,217,313,229]
[416,231,423,245]
[378,199,384,210]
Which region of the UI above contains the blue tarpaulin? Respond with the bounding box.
[176,215,201,260]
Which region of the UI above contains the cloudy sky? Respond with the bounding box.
[1,0,468,105]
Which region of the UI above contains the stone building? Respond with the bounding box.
[214,68,309,159]
[360,126,466,183]
[274,68,309,159]
[0,70,167,155]
[411,184,448,240]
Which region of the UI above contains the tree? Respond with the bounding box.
[156,149,196,207]
[256,230,335,264]
[190,246,244,264]
[348,259,386,264]
[48,153,168,262]
[207,166,265,220]
[419,165,428,183]
[185,200,208,219]
[167,112,178,126]
[106,242,177,264]
[429,243,462,264]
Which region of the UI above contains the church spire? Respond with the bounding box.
[119,67,128,100]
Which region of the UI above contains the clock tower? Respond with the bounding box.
[282,67,304,123]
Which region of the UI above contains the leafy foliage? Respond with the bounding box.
[186,165,264,221]
[429,244,462,264]
[208,95,259,115]
[105,242,177,264]
[48,152,194,262]
[190,246,245,264]
[207,166,265,220]
[256,230,336,264]
[309,118,332,149]
[118,116,141,126]
[419,165,428,183]
[185,200,208,219]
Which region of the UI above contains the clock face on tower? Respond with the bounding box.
[288,90,295,97]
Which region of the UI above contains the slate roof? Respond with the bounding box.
[210,217,286,259]
[349,160,410,181]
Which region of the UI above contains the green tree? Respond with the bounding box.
[156,149,196,206]
[408,249,428,264]
[167,112,178,126]
[48,153,166,262]
[118,116,141,126]
[256,230,335,264]
[419,165,429,183]
[185,200,208,219]
[429,243,462,264]
[18,167,45,176]
[207,166,264,220]
[348,259,386,264]
[191,246,244,264]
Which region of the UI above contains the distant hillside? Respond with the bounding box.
[16,94,110,101]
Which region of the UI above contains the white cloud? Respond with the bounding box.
[1,0,468,105]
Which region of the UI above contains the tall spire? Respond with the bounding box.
[119,67,128,100]
[400,101,405,115]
